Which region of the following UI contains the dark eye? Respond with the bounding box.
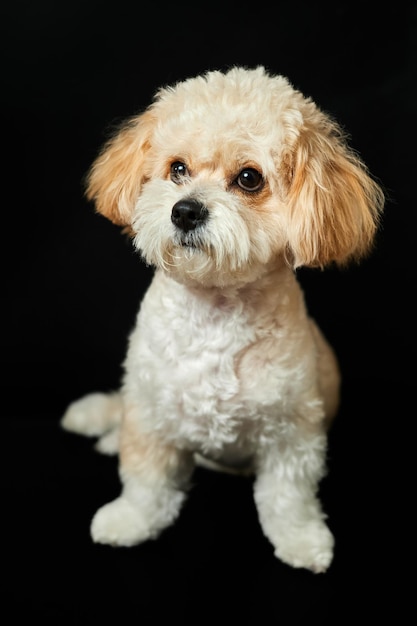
[235,168,264,192]
[170,161,189,184]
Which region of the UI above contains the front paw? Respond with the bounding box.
[91,497,155,547]
[274,520,334,573]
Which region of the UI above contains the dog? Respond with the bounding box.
[61,65,384,573]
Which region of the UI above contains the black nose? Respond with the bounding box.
[171,199,208,233]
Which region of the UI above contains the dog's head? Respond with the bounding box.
[86,66,384,287]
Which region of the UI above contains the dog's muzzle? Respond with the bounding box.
[171,199,208,233]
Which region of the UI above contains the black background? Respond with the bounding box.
[2,1,415,622]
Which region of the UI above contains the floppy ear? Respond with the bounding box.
[85,109,156,227]
[285,111,384,268]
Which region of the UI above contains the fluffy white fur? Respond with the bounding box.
[61,66,384,573]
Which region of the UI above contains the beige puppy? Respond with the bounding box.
[62,66,384,573]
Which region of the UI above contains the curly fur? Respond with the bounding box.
[62,66,384,573]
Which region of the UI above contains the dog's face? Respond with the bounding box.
[86,66,384,287]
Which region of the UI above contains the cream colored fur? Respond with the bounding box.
[61,66,384,573]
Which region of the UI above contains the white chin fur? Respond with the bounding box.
[131,180,271,287]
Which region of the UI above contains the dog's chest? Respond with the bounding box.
[133,285,253,395]
[123,272,298,450]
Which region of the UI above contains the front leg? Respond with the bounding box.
[253,425,334,573]
[91,406,194,546]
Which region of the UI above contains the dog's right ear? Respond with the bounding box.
[85,109,156,227]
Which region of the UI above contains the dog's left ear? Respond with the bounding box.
[285,110,385,268]
[85,109,156,227]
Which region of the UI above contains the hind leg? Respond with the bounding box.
[61,392,123,454]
